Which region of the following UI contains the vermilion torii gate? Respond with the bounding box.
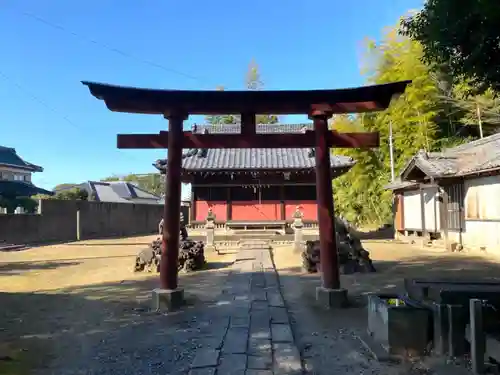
[82,80,410,308]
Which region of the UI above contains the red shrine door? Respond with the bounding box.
[231,186,281,221]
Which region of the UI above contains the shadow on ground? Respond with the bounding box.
[2,251,499,374]
[203,261,234,270]
[64,242,153,247]
[0,261,81,276]
[352,226,395,240]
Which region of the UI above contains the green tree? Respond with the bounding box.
[333,26,471,226]
[400,0,500,91]
[452,81,500,128]
[53,183,77,191]
[55,188,89,200]
[101,176,120,182]
[126,174,163,197]
[246,60,279,124]
[205,61,280,125]
[0,196,19,214]
[31,193,55,200]
[362,29,441,165]
[17,197,38,213]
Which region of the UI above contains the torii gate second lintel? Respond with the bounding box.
[82,81,411,296]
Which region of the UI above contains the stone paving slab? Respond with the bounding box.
[188,368,216,375]
[273,343,302,375]
[188,248,303,375]
[191,349,220,368]
[271,324,294,343]
[246,370,273,375]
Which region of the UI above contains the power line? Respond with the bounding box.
[12,8,217,87]
[0,70,81,132]
[0,70,152,166]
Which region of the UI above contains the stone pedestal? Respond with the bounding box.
[152,288,184,311]
[316,286,348,309]
[205,208,216,252]
[292,207,304,252]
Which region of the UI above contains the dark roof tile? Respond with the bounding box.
[400,132,500,179]
[0,146,43,172]
[155,123,355,171]
[179,148,353,170]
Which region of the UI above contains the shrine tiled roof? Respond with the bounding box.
[154,123,355,172]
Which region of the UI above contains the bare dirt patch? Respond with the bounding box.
[0,235,235,374]
[274,240,500,297]
[272,240,500,374]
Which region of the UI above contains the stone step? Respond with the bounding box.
[238,239,271,250]
[232,230,280,237]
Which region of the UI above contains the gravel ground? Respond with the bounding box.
[271,240,500,375]
[3,236,499,374]
[0,235,235,375]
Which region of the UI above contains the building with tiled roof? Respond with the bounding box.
[154,123,355,224]
[57,180,162,205]
[0,146,52,200]
[386,132,500,253]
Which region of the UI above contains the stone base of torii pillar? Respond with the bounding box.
[152,288,185,312]
[316,287,348,309]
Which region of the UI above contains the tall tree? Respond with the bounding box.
[451,80,500,129]
[55,188,89,201]
[400,0,500,91]
[333,26,470,225]
[246,60,279,124]
[205,61,280,125]
[53,183,77,191]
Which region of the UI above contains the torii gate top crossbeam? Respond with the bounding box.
[81,80,411,116]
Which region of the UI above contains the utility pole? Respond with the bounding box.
[476,103,484,139]
[389,121,395,182]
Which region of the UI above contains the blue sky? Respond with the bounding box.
[1,0,423,190]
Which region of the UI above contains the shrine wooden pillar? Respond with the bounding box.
[311,111,341,291]
[160,112,187,290]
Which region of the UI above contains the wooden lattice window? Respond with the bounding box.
[445,182,465,231]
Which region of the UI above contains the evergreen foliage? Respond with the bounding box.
[332,25,494,226]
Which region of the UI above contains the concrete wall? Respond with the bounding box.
[448,175,500,251]
[403,187,441,233]
[0,199,164,244]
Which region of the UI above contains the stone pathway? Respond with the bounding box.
[189,248,302,375]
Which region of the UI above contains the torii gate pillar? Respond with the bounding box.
[152,112,187,311]
[81,79,411,311]
[311,110,347,307]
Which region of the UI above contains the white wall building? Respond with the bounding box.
[387,133,500,253]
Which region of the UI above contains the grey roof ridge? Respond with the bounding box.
[86,181,100,201]
[86,180,159,199]
[124,181,138,198]
[125,182,161,199]
[152,155,355,172]
[446,131,500,153]
[89,180,112,186]
[0,146,43,172]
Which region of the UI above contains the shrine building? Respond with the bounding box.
[154,122,355,227]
